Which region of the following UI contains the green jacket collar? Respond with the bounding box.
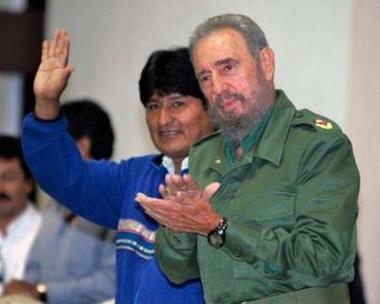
[253,90,296,166]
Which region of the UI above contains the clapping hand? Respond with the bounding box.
[136,174,221,235]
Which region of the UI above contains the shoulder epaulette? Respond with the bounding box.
[292,109,342,133]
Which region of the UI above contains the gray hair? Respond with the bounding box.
[189,14,269,63]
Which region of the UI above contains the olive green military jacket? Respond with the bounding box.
[156,90,360,304]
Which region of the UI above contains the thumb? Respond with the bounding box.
[66,65,75,73]
[203,182,220,201]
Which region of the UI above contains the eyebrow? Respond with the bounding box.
[196,57,238,79]
[167,93,185,100]
[147,93,185,104]
[214,57,237,66]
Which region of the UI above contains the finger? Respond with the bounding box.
[171,174,192,192]
[55,29,66,50]
[56,30,70,66]
[165,174,182,196]
[53,30,65,57]
[135,193,171,225]
[63,34,70,66]
[41,40,48,62]
[135,192,167,210]
[159,183,172,199]
[48,30,59,58]
[182,174,200,191]
[135,192,148,204]
[64,64,75,75]
[203,182,221,201]
[169,174,202,198]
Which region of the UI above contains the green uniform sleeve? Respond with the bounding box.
[155,226,200,284]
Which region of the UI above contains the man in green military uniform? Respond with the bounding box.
[137,14,360,304]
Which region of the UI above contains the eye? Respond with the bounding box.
[200,75,209,82]
[0,172,18,182]
[223,61,236,73]
[173,100,186,108]
[146,102,159,111]
[198,73,211,84]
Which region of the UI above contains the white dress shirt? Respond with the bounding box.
[162,156,188,175]
[0,204,42,286]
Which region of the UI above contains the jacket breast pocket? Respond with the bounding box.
[229,190,296,231]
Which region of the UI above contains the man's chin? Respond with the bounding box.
[220,110,242,123]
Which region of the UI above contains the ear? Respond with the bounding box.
[76,136,92,160]
[24,178,35,196]
[259,47,275,81]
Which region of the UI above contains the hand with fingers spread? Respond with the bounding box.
[136,174,221,235]
[159,174,202,199]
[34,29,74,120]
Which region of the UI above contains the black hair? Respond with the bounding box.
[139,47,207,108]
[0,135,32,180]
[61,99,115,160]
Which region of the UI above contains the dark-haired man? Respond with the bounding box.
[0,135,115,303]
[21,30,214,303]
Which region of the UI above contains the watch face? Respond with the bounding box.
[209,233,224,248]
[37,284,48,293]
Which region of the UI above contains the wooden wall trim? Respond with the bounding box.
[0,11,44,73]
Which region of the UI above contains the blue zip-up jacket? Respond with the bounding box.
[21,113,203,304]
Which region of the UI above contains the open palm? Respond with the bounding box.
[34,29,74,104]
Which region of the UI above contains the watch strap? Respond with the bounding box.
[215,217,228,234]
[207,216,228,248]
[36,283,48,303]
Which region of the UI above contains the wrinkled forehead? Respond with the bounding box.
[192,28,252,69]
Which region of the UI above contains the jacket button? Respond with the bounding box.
[172,236,181,244]
[233,248,242,258]
[294,112,303,118]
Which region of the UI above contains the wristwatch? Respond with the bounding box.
[207,217,228,248]
[36,283,48,303]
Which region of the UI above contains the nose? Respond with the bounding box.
[209,74,227,102]
[212,75,223,94]
[157,107,173,126]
